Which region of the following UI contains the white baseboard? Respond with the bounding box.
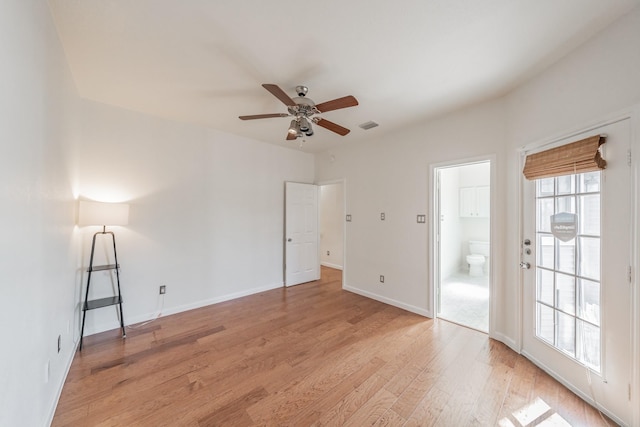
[46,339,78,427]
[321,262,343,270]
[343,285,431,317]
[82,282,284,336]
[490,331,519,353]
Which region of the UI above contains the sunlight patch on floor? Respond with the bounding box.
[499,397,572,426]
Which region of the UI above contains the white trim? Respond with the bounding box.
[518,107,637,153]
[630,103,640,427]
[492,331,519,354]
[82,282,284,336]
[321,262,343,270]
[516,149,526,352]
[428,155,496,336]
[146,282,284,319]
[344,285,432,318]
[45,340,78,427]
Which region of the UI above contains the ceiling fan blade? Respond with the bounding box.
[262,84,297,107]
[315,95,358,113]
[315,118,350,136]
[239,113,289,120]
[286,132,297,141]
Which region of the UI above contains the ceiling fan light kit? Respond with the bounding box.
[239,83,358,141]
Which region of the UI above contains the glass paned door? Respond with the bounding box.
[520,119,633,425]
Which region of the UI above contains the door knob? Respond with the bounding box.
[287,238,292,242]
[520,262,531,269]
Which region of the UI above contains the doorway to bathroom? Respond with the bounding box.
[433,160,491,332]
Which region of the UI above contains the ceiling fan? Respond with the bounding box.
[239,84,358,141]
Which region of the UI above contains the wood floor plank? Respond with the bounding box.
[467,359,513,425]
[52,266,614,426]
[310,373,390,426]
[372,408,407,427]
[390,368,440,419]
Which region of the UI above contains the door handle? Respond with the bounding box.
[287,238,292,242]
[520,262,531,269]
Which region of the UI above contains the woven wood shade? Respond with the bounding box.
[523,135,606,180]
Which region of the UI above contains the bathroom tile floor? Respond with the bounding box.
[439,272,489,332]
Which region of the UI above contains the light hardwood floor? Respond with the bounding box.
[53,267,612,426]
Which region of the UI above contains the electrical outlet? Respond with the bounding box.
[326,250,330,256]
[57,335,61,353]
[380,275,385,283]
[346,214,352,222]
[159,285,166,295]
[381,212,385,220]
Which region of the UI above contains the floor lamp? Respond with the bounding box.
[77,200,129,350]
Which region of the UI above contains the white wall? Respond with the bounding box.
[315,100,506,317]
[76,99,314,335]
[438,167,461,278]
[320,183,344,269]
[1,3,314,425]
[501,5,640,347]
[0,1,81,426]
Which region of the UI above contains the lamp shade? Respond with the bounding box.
[78,201,129,227]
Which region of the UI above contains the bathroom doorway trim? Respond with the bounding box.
[429,155,496,335]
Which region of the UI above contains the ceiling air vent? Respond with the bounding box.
[359,121,379,130]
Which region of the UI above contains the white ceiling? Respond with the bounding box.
[48,0,639,153]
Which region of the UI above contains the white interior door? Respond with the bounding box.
[521,119,633,425]
[285,182,319,286]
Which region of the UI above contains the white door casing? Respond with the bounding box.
[285,182,320,286]
[521,119,633,425]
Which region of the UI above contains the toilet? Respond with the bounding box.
[466,241,489,277]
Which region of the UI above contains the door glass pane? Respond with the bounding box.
[579,195,600,236]
[556,311,575,356]
[537,269,554,306]
[578,278,600,326]
[557,238,575,274]
[555,273,575,315]
[537,178,554,197]
[538,234,554,269]
[556,196,575,214]
[537,303,554,344]
[537,199,553,232]
[556,175,575,195]
[578,171,600,193]
[578,237,600,280]
[577,320,600,371]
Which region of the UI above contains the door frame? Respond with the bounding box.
[429,155,496,334]
[317,178,347,286]
[516,105,640,425]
